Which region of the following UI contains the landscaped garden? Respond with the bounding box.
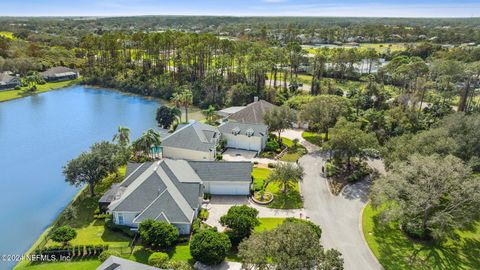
[301,131,326,146]
[252,166,303,209]
[362,203,480,270]
[278,137,307,162]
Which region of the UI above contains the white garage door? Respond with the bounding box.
[229,136,259,152]
[209,182,250,195]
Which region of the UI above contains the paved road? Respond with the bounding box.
[299,151,382,270]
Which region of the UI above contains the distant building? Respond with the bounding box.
[0,71,21,91]
[41,66,79,82]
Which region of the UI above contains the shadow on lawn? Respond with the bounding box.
[371,214,480,270]
[268,190,303,209]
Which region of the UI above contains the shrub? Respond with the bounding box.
[148,252,169,267]
[165,260,193,270]
[63,205,78,221]
[265,140,280,152]
[220,205,259,246]
[199,209,209,220]
[139,219,179,249]
[216,153,223,160]
[14,85,21,90]
[267,163,276,168]
[190,230,231,265]
[325,162,337,177]
[99,250,121,262]
[105,215,136,237]
[50,226,77,246]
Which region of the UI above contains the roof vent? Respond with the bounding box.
[232,127,241,135]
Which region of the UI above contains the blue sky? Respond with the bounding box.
[1,0,479,17]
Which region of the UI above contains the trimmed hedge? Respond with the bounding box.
[33,244,108,258]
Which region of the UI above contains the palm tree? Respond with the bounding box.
[171,89,194,123]
[267,163,304,194]
[132,129,161,158]
[112,126,131,147]
[202,105,216,124]
[171,93,183,122]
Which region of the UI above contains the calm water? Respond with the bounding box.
[0,86,166,270]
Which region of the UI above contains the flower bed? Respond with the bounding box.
[251,191,274,205]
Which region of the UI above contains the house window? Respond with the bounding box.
[117,213,124,225]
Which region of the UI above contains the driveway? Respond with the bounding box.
[299,151,382,270]
[204,196,303,231]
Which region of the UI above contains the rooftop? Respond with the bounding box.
[161,121,220,152]
[227,100,277,124]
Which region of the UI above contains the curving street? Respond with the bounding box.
[299,150,382,270]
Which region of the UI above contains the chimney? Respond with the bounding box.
[254,96,259,102]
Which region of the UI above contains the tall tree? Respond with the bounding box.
[112,126,131,147]
[371,154,480,240]
[238,221,343,270]
[300,95,350,139]
[267,162,304,194]
[263,106,296,140]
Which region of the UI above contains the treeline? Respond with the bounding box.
[2,16,480,44]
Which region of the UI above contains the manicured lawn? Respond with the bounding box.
[0,79,80,102]
[15,260,101,270]
[255,218,286,232]
[252,168,303,209]
[363,203,480,270]
[279,138,307,162]
[302,131,326,146]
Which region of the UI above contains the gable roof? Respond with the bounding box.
[161,121,220,152]
[188,161,253,183]
[41,66,77,78]
[97,255,164,270]
[0,72,20,85]
[218,122,268,138]
[227,100,277,124]
[109,160,201,224]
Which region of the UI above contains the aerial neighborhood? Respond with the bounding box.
[1,9,480,270]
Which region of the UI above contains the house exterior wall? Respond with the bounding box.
[222,133,265,153]
[162,146,215,161]
[173,223,192,235]
[113,211,193,235]
[113,211,139,227]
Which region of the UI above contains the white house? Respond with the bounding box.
[218,122,268,153]
[161,121,220,161]
[101,159,252,235]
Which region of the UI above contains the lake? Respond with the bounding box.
[0,86,167,270]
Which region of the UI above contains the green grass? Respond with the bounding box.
[0,79,80,102]
[254,218,286,232]
[362,203,480,270]
[302,131,325,146]
[15,260,101,270]
[252,168,303,209]
[279,137,307,162]
[0,31,15,39]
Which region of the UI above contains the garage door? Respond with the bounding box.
[209,182,250,195]
[229,137,259,152]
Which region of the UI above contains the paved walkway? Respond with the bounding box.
[204,196,303,231]
[299,151,382,270]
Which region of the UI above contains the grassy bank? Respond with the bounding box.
[0,79,81,102]
[362,203,480,270]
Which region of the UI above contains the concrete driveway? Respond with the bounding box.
[299,151,382,270]
[222,148,257,161]
[204,196,303,231]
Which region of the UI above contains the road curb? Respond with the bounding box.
[359,202,384,270]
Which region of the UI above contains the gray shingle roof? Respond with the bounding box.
[161,121,220,152]
[97,255,164,270]
[41,66,77,78]
[227,100,277,124]
[218,122,268,138]
[188,161,253,183]
[0,72,20,85]
[109,160,201,224]
[122,162,154,187]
